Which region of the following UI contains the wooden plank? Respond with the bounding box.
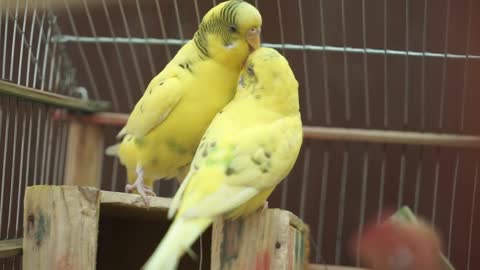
[0,238,22,259]
[64,121,104,187]
[63,112,480,148]
[211,208,309,270]
[22,186,204,270]
[0,80,110,112]
[23,186,101,270]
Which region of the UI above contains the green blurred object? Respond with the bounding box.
[389,206,456,270]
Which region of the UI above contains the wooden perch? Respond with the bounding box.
[54,111,480,148]
[0,80,109,112]
[0,238,22,259]
[303,126,480,148]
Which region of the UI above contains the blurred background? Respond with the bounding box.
[1,0,480,269]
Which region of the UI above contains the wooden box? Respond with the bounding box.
[22,185,309,270]
[22,186,210,270]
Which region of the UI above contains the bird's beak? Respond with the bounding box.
[246,27,261,52]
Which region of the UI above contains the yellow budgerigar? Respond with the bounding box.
[143,47,303,270]
[106,0,262,205]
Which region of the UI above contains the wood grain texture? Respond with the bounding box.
[0,238,22,259]
[23,186,100,270]
[211,208,309,270]
[22,187,314,269]
[64,121,104,187]
[22,186,214,270]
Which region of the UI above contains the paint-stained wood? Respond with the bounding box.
[0,238,22,259]
[23,186,312,269]
[211,208,309,270]
[21,186,211,270]
[23,186,100,270]
[64,121,104,187]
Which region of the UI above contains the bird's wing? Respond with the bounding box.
[167,122,219,219]
[173,116,302,219]
[123,75,184,138]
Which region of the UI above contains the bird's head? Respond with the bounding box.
[194,0,262,67]
[237,47,299,114]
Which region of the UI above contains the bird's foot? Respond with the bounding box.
[125,174,157,207]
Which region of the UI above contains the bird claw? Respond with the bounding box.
[125,181,157,207]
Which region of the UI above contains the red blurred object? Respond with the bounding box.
[349,210,443,270]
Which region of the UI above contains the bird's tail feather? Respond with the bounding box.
[105,144,120,156]
[142,217,211,270]
[116,127,127,140]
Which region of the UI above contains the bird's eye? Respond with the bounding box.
[247,66,255,76]
[229,25,238,33]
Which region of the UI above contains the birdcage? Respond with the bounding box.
[1,0,479,269]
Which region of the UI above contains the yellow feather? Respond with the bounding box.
[145,47,303,270]
[105,144,119,156]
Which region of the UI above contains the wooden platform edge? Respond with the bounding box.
[0,238,22,259]
[100,190,171,209]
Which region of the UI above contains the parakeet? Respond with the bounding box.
[142,47,303,270]
[105,0,262,205]
[350,210,444,270]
